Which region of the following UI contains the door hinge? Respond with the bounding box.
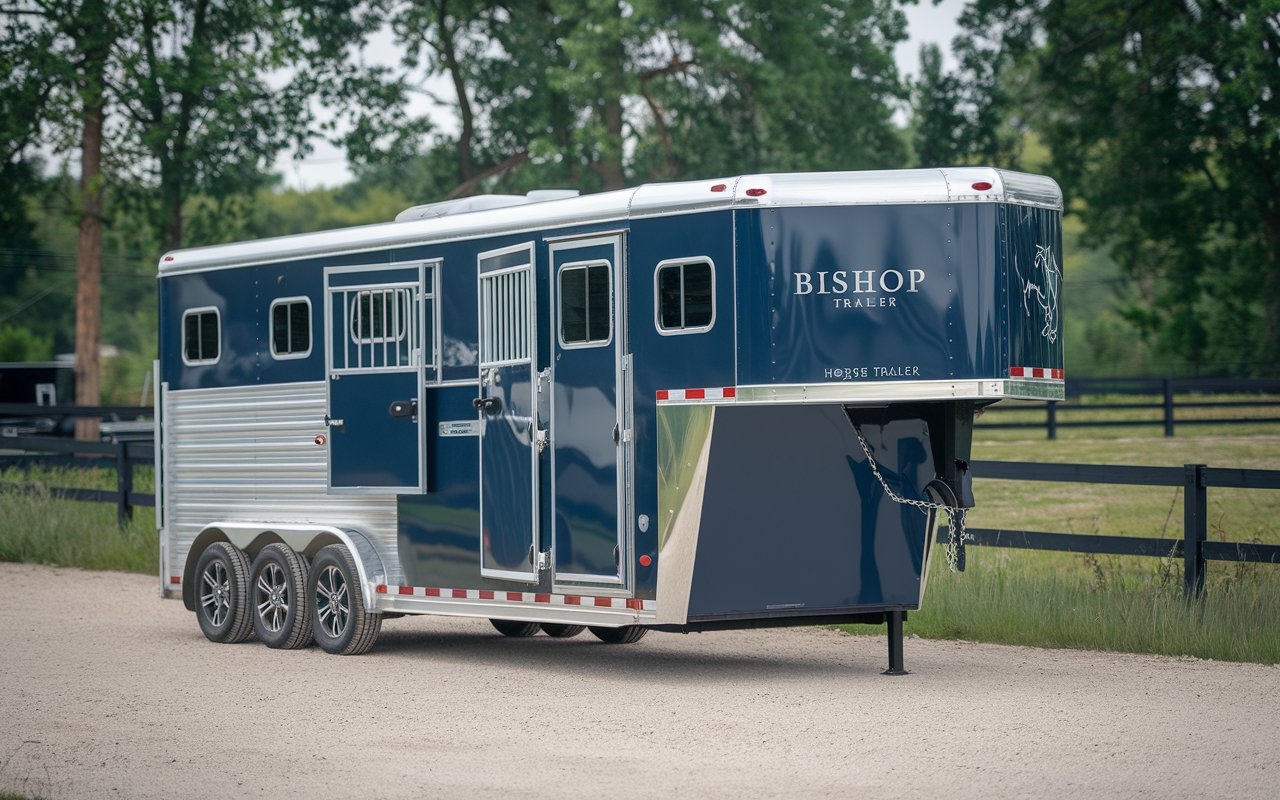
[536,550,551,571]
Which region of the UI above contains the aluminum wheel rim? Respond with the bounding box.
[315,564,350,639]
[255,562,289,633]
[200,559,230,628]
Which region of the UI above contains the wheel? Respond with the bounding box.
[194,542,254,644]
[540,623,585,638]
[250,543,313,649]
[490,619,541,637]
[309,544,382,655]
[588,625,648,644]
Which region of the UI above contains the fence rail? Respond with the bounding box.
[0,434,154,525]
[979,377,1280,438]
[946,460,1280,596]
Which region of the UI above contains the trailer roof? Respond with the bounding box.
[157,167,1061,274]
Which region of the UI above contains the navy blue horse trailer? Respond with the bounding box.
[156,168,1064,667]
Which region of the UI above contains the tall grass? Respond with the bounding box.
[855,548,1280,664]
[0,466,156,574]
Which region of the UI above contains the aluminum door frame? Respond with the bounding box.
[477,241,540,583]
[547,232,632,594]
[323,261,429,494]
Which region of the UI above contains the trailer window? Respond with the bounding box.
[655,258,714,334]
[558,261,612,347]
[182,308,220,365]
[351,288,411,344]
[270,297,311,359]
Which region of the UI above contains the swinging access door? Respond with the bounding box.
[549,234,630,589]
[476,244,540,582]
[324,263,429,492]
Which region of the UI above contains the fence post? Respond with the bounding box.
[116,441,134,527]
[1046,401,1058,440]
[1163,379,1176,437]
[1183,463,1206,598]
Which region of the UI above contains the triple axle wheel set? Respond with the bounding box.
[194,541,647,655]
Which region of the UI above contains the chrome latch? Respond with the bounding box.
[535,428,549,454]
[536,550,551,571]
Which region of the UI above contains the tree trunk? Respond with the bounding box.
[74,82,105,441]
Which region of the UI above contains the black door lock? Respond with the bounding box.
[472,396,502,415]
[388,399,417,419]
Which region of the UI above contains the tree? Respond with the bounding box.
[949,0,1280,375]
[353,0,911,195]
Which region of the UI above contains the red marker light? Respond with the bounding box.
[639,555,652,567]
[971,181,993,191]
[710,183,727,192]
[163,256,174,261]
[314,434,326,445]
[745,188,767,197]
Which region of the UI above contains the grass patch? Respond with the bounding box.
[0,466,156,574]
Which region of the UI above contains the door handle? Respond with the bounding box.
[388,399,417,419]
[472,396,502,415]
[324,414,345,431]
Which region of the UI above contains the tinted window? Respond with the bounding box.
[183,310,219,364]
[271,299,310,357]
[656,260,714,332]
[560,262,611,345]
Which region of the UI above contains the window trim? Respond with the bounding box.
[269,296,313,361]
[654,256,716,336]
[557,258,614,350]
[181,306,221,366]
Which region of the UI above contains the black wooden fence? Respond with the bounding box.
[945,460,1280,597]
[978,377,1280,439]
[0,406,155,525]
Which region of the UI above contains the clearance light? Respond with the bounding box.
[710,183,727,192]
[745,188,767,197]
[163,256,174,261]
[639,555,653,567]
[971,181,993,191]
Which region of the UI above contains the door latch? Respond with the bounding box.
[535,428,549,454]
[324,414,345,431]
[388,399,417,419]
[472,396,502,415]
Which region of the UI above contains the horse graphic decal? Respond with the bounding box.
[1021,244,1061,344]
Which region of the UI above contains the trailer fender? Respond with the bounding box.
[182,522,389,613]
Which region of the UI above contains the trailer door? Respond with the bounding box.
[325,264,426,492]
[549,234,628,588]
[477,244,540,583]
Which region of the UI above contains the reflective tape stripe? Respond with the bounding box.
[373,584,657,610]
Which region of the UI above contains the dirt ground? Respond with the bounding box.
[1,562,1277,799]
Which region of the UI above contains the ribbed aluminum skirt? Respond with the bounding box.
[161,381,400,582]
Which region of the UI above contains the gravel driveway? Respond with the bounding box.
[1,562,1276,799]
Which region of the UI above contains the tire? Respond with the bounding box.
[588,625,648,644]
[490,619,541,637]
[194,542,254,644]
[309,544,382,655]
[540,623,585,638]
[250,543,314,650]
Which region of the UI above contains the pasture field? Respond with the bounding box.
[2,423,1278,662]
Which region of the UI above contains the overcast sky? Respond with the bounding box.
[275,0,966,190]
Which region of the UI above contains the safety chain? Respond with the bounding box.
[852,424,969,572]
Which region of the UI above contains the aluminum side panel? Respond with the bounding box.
[162,381,401,585]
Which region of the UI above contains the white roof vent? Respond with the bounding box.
[394,189,582,222]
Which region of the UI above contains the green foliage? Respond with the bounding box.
[0,326,54,362]
[354,0,911,195]
[938,0,1280,377]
